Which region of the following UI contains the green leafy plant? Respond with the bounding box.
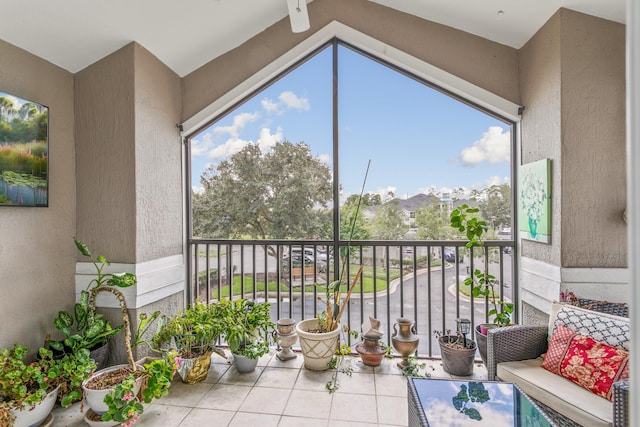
[450,204,514,326]
[219,298,274,359]
[400,355,435,378]
[0,344,96,425]
[152,300,225,359]
[100,352,178,426]
[325,329,359,393]
[45,237,136,355]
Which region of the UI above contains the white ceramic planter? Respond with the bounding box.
[11,386,59,427]
[296,319,340,371]
[82,364,143,415]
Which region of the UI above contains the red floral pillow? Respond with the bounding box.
[542,324,629,400]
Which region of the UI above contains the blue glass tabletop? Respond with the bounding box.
[409,377,556,427]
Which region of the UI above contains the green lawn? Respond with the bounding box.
[203,263,404,298]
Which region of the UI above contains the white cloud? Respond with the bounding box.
[372,186,397,201]
[256,127,283,152]
[192,185,205,195]
[190,133,213,157]
[261,91,310,115]
[483,175,510,187]
[459,126,510,165]
[317,153,331,165]
[422,398,513,427]
[261,98,278,114]
[279,91,310,111]
[213,112,259,138]
[207,137,251,159]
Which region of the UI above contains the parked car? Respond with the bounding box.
[444,251,463,263]
[283,252,327,273]
[283,246,330,264]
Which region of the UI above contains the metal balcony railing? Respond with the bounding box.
[188,239,517,358]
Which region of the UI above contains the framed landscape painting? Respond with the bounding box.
[518,159,551,243]
[0,91,49,207]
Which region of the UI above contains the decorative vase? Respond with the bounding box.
[391,317,419,369]
[82,364,144,415]
[439,336,476,376]
[177,350,213,383]
[275,318,298,361]
[232,353,259,373]
[528,216,538,238]
[296,318,340,371]
[10,386,59,427]
[355,335,386,367]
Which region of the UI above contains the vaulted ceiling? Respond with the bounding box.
[1,0,626,77]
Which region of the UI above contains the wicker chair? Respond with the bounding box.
[485,301,630,427]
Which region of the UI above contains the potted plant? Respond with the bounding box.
[450,204,514,365]
[45,237,135,369]
[0,344,96,427]
[434,325,476,377]
[219,298,274,373]
[75,238,178,425]
[152,300,225,383]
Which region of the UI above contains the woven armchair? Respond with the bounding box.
[485,325,548,381]
[486,302,630,427]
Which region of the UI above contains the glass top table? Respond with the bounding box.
[407,377,557,427]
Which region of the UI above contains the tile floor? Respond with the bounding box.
[52,352,488,427]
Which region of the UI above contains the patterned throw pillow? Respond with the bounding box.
[542,324,629,400]
[542,324,576,374]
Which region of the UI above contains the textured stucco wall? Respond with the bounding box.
[519,13,563,266]
[133,44,183,261]
[519,10,626,269]
[559,10,626,267]
[75,44,137,262]
[0,39,76,354]
[182,0,520,122]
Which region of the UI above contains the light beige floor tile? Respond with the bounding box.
[329,421,380,427]
[158,381,213,407]
[334,371,376,395]
[278,415,328,427]
[219,365,264,385]
[268,352,305,369]
[256,366,300,388]
[229,411,281,427]
[330,393,377,423]
[195,383,252,411]
[202,361,232,383]
[52,402,85,426]
[178,408,235,427]
[283,389,333,419]
[375,372,408,397]
[294,368,334,391]
[374,357,405,375]
[238,386,291,414]
[349,356,376,374]
[377,395,409,426]
[133,403,191,427]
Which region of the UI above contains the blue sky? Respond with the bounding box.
[190,45,511,201]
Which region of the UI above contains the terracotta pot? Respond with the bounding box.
[355,336,386,367]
